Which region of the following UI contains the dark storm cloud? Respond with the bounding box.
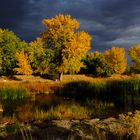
[1,0,140,51]
[0,0,29,30]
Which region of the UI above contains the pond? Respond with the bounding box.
[0,92,140,123]
[1,79,140,123]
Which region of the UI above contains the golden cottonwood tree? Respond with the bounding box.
[104,46,127,74]
[15,51,32,75]
[129,44,140,69]
[41,14,91,78]
[60,31,91,73]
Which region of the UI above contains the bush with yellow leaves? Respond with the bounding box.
[119,110,140,140]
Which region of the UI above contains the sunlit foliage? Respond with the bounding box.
[129,44,140,72]
[104,46,127,74]
[119,111,140,139]
[0,28,27,75]
[41,14,91,75]
[28,38,50,75]
[15,51,32,75]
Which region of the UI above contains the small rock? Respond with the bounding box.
[89,118,100,124]
[102,117,116,123]
[52,120,72,129]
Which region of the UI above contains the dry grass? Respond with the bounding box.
[0,75,63,94]
[0,74,136,83]
[62,74,106,83]
[33,103,89,120]
[62,74,133,82]
[0,74,138,94]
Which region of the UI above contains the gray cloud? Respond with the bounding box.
[1,0,140,52]
[0,0,30,31]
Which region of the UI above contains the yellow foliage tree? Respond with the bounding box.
[60,31,91,73]
[41,14,91,77]
[104,46,127,74]
[15,51,32,75]
[129,44,140,69]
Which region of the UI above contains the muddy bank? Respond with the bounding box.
[0,117,134,140]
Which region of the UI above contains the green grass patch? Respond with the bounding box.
[0,87,31,116]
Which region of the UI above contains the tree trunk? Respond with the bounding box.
[59,72,63,81]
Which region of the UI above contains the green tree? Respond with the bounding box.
[0,28,27,75]
[129,44,140,72]
[82,51,100,74]
[83,51,112,76]
[41,14,91,80]
[28,38,55,75]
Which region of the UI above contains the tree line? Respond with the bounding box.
[0,14,139,79]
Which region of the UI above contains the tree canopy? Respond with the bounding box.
[0,14,135,77]
[83,51,112,76]
[104,46,127,74]
[41,14,91,75]
[128,44,140,72]
[0,29,27,75]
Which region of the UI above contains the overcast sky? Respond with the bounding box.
[1,0,140,52]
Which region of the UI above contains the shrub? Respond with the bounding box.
[83,52,112,77]
[119,110,140,139]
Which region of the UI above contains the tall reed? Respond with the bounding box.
[58,78,140,111]
[0,87,30,116]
